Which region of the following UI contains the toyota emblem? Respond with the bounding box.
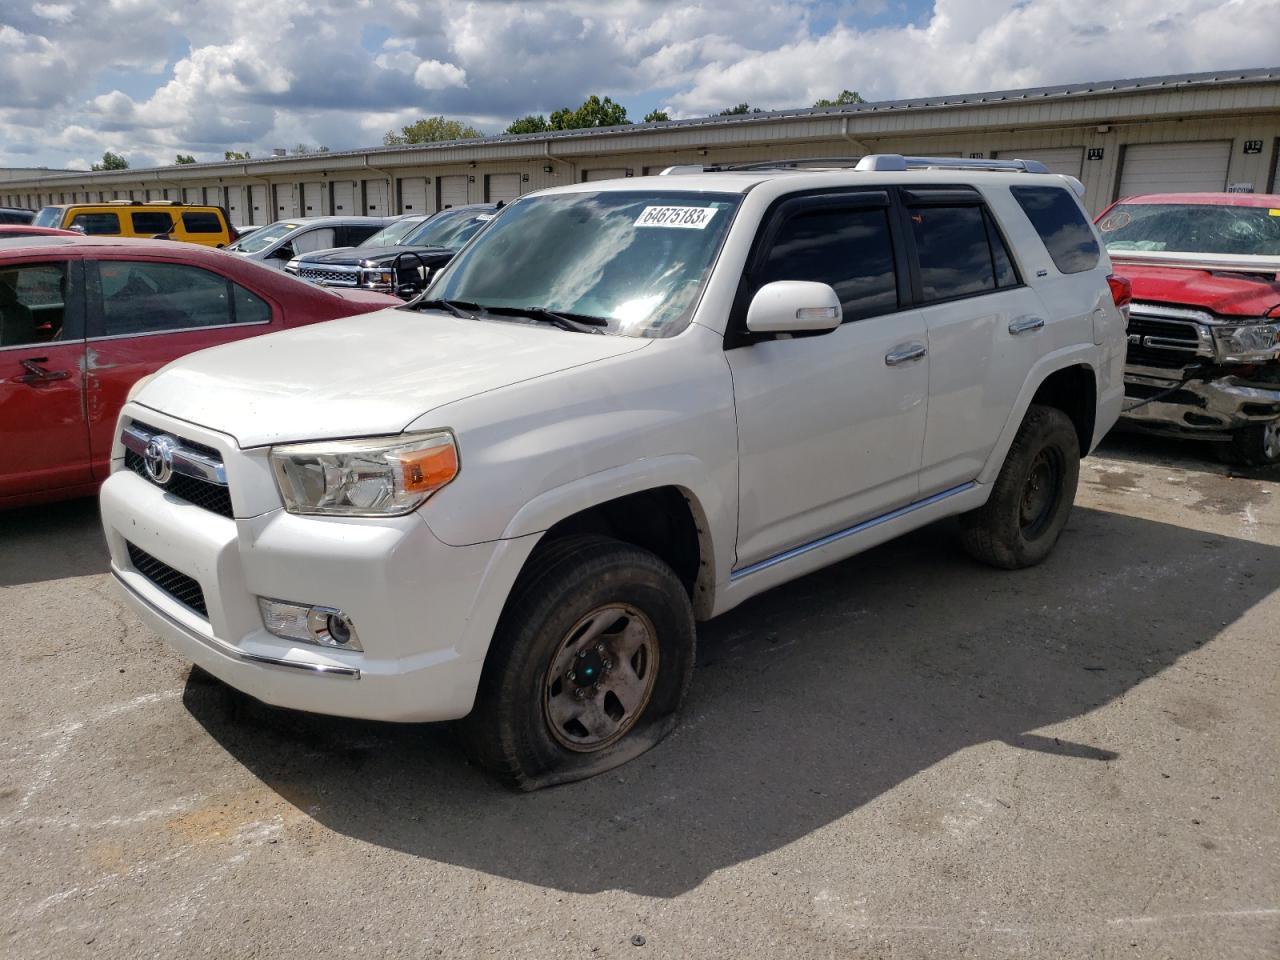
[143,435,179,485]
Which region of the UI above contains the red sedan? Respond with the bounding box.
[1,236,401,508]
[0,225,78,239]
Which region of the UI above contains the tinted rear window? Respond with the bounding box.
[131,211,174,233]
[69,212,120,235]
[1010,185,1100,274]
[182,211,223,234]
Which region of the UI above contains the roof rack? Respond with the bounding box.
[660,154,1052,175]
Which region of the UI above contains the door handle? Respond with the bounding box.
[1009,315,1046,335]
[14,358,71,385]
[884,343,927,366]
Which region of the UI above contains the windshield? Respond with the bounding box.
[1099,203,1280,256]
[33,207,63,228]
[429,191,741,338]
[230,222,297,253]
[362,217,425,247]
[403,208,497,250]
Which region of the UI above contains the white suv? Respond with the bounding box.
[101,156,1127,789]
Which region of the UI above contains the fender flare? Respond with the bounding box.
[979,346,1099,485]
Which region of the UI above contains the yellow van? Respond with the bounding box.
[31,201,238,247]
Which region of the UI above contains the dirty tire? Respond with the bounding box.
[456,535,696,791]
[1228,421,1280,467]
[960,404,1080,570]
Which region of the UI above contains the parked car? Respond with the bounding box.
[1097,192,1280,464]
[0,236,400,509]
[0,206,35,225]
[226,216,391,270]
[0,225,78,239]
[286,204,498,296]
[32,201,237,247]
[101,156,1126,788]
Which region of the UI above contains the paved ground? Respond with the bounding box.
[1,434,1277,960]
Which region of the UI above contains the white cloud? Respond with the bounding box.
[32,3,75,24]
[413,58,467,90]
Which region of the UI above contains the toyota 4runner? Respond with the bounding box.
[101,156,1127,789]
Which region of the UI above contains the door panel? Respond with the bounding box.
[275,183,299,219]
[83,260,280,473]
[437,175,468,209]
[729,313,929,567]
[399,177,429,214]
[0,259,89,499]
[1117,141,1231,198]
[249,185,269,224]
[486,173,521,203]
[363,179,389,216]
[301,181,327,215]
[728,196,926,569]
[332,181,355,214]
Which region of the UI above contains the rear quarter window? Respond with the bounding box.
[1010,185,1100,274]
[69,212,120,235]
[131,211,175,234]
[181,211,223,234]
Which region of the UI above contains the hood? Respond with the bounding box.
[132,309,651,447]
[1116,263,1280,319]
[301,244,454,267]
[322,288,403,309]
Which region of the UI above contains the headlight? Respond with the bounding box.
[361,268,394,286]
[270,431,458,516]
[1213,322,1280,363]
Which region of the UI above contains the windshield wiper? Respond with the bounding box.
[495,306,608,334]
[410,298,482,319]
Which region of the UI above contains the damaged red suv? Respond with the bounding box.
[1098,193,1280,465]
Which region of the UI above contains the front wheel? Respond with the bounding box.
[959,404,1081,569]
[456,535,696,790]
[1229,420,1280,467]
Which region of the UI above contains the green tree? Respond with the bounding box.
[549,95,630,130]
[292,143,330,155]
[717,103,763,116]
[643,109,670,123]
[224,150,251,160]
[505,115,550,135]
[813,89,865,107]
[384,116,483,145]
[91,150,129,171]
[175,154,196,164]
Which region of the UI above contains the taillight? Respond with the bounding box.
[1107,274,1132,320]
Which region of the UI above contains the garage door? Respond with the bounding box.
[995,147,1084,178]
[275,184,299,219]
[332,180,355,214]
[301,181,327,215]
[399,177,429,213]
[438,175,468,209]
[486,173,522,203]
[363,178,389,215]
[225,186,247,224]
[584,168,626,182]
[1117,141,1231,198]
[248,184,269,223]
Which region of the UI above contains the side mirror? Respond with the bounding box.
[745,281,842,334]
[273,245,294,260]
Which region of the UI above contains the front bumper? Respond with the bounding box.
[100,416,534,723]
[1121,370,1280,436]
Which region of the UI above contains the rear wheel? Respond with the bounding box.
[960,404,1080,569]
[1229,420,1280,467]
[457,535,696,790]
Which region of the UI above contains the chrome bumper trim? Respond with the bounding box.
[113,571,361,679]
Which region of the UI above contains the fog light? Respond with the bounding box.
[258,598,363,651]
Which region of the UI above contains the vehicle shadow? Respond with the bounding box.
[182,506,1278,898]
[1098,428,1279,480]
[0,496,108,587]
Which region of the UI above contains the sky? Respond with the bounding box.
[0,0,1276,171]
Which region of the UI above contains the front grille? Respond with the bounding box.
[126,542,208,617]
[123,420,233,518]
[1126,312,1207,370]
[299,267,358,286]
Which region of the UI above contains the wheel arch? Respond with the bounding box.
[979,351,1100,485]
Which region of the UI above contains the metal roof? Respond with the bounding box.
[14,66,1280,184]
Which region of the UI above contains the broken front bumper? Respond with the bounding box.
[1121,369,1280,437]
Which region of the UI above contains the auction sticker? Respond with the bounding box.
[635,206,719,229]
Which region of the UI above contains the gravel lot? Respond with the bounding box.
[2,434,1277,960]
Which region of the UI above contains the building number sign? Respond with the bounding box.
[1243,140,1264,154]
